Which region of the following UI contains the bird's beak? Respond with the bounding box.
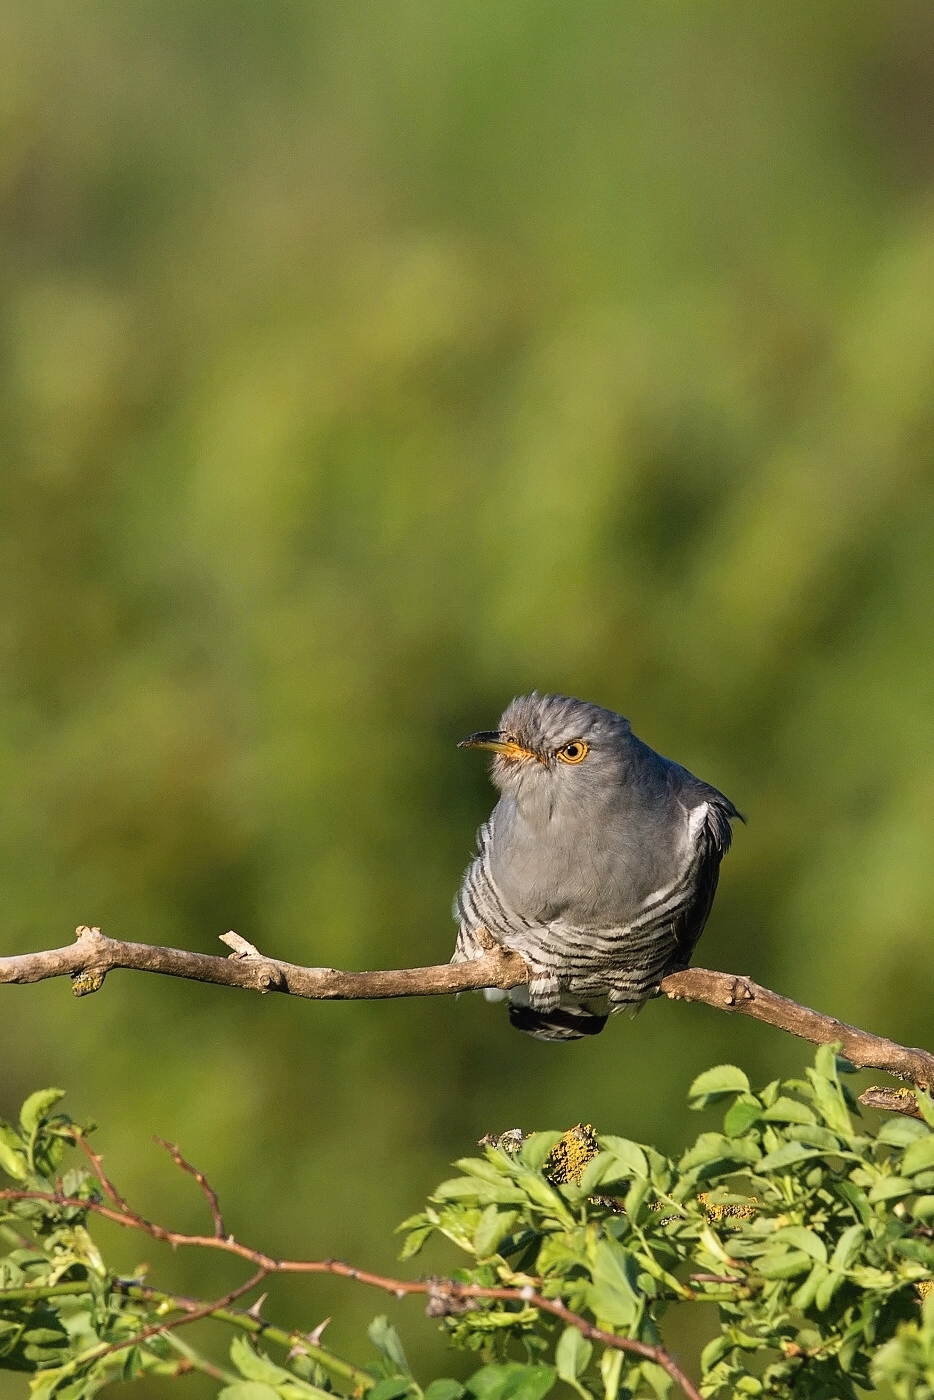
[458,731,537,761]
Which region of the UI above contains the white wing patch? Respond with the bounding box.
[686,800,710,845]
[638,802,709,910]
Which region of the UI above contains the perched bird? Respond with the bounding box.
[452,693,741,1041]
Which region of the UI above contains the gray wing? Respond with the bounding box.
[543,788,741,1004]
[667,791,739,970]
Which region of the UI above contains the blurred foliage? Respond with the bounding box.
[7,1053,934,1400]
[2,0,934,1391]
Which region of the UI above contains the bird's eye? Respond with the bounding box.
[556,740,589,764]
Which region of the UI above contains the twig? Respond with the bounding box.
[72,1133,135,1214]
[154,1137,226,1237]
[2,926,933,1088]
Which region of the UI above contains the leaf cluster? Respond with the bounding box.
[5,1050,934,1400]
[399,1047,934,1398]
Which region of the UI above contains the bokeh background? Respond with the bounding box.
[2,1,934,1391]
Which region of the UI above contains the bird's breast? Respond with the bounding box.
[487,801,682,928]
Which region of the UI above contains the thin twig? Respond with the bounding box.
[154,1137,226,1237]
[72,1133,135,1214]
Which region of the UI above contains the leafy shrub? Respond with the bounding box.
[4,1049,934,1400]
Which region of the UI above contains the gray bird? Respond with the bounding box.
[452,693,741,1041]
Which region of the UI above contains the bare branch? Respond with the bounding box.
[0,925,529,999]
[660,968,934,1089]
[154,1137,226,1238]
[2,926,933,1089]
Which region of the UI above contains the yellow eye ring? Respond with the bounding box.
[556,739,589,764]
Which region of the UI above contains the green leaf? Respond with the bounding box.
[876,1118,929,1147]
[792,1262,828,1311]
[472,1206,518,1258]
[519,1133,563,1173]
[723,1098,762,1138]
[466,1364,556,1400]
[595,1137,648,1180]
[815,1269,844,1311]
[829,1223,865,1270]
[456,1158,519,1186]
[505,1369,556,1400]
[867,1176,915,1202]
[639,1361,673,1399]
[911,1195,934,1220]
[219,1385,282,1400]
[518,1173,574,1221]
[762,1097,817,1126]
[433,1178,526,1206]
[806,1066,853,1137]
[424,1383,465,1400]
[0,1139,28,1181]
[398,1225,434,1260]
[834,1179,872,1224]
[624,1177,650,1223]
[122,1346,144,1382]
[903,1135,934,1176]
[579,1152,618,1193]
[700,1335,734,1372]
[22,1329,68,1347]
[688,1066,750,1106]
[588,1240,640,1327]
[599,1349,623,1400]
[785,1125,843,1151]
[231,1337,294,1386]
[369,1380,413,1400]
[555,1326,592,1384]
[756,1141,820,1172]
[19,1090,66,1138]
[814,1043,840,1082]
[914,1091,934,1129]
[893,1238,934,1267]
[679,1133,760,1172]
[771,1226,827,1263]
[368,1316,409,1374]
[756,1249,813,1279]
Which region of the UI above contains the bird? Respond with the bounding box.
[452,692,741,1041]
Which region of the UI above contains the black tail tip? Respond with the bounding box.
[508,1004,608,1042]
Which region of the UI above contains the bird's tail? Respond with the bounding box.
[507,1001,608,1042]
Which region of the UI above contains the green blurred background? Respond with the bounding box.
[2,0,934,1390]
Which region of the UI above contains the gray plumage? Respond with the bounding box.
[452,693,741,1041]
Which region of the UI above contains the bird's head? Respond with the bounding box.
[459,693,631,808]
